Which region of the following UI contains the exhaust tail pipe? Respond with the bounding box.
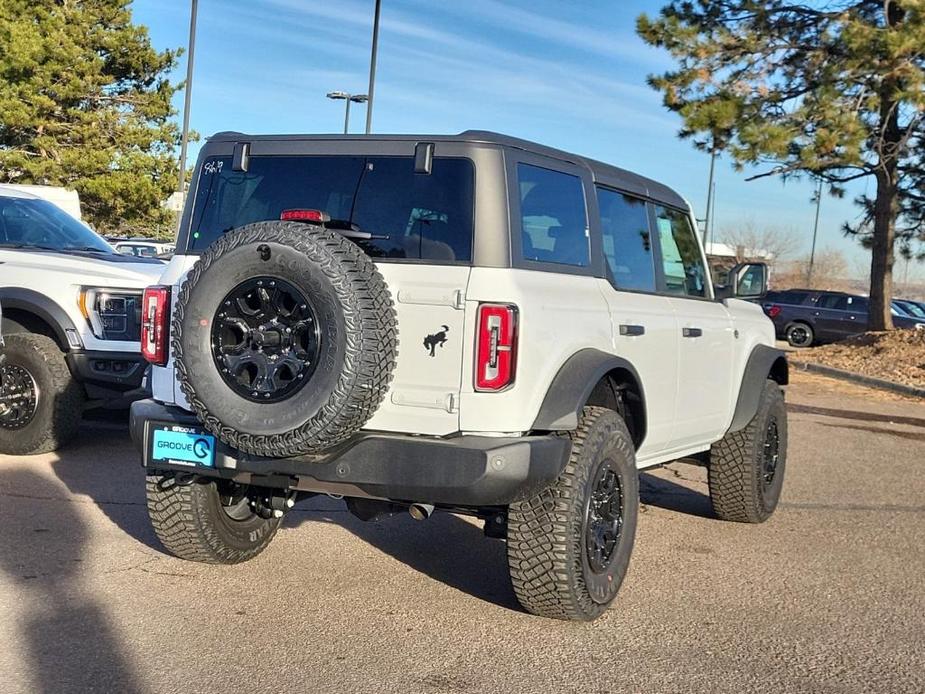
[408,503,434,521]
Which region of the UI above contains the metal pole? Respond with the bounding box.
[703,148,716,245]
[343,99,351,135]
[713,184,718,244]
[177,0,198,195]
[807,178,823,287]
[365,0,381,134]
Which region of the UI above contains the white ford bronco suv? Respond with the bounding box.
[132,131,788,621]
[0,186,163,455]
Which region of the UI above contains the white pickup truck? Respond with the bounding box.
[0,186,163,454]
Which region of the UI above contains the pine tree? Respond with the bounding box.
[638,1,925,329]
[0,0,182,237]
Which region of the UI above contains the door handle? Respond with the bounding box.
[619,324,645,337]
[682,327,703,338]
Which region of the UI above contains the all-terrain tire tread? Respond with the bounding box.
[0,333,83,455]
[708,380,786,523]
[507,406,636,621]
[145,475,280,564]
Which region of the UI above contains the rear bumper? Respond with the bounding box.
[130,399,571,507]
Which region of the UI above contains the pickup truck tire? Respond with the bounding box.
[708,379,787,523]
[146,473,282,563]
[0,333,83,455]
[785,322,814,348]
[507,406,638,621]
[173,221,398,458]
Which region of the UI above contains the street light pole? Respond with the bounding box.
[703,147,716,246]
[365,0,382,134]
[177,0,198,196]
[807,178,823,288]
[327,92,369,134]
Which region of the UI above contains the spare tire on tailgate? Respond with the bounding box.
[173,221,398,458]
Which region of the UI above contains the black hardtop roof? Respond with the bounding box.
[207,129,688,209]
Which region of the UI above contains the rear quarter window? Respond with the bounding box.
[517,163,590,267]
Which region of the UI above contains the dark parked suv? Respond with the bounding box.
[761,289,925,347]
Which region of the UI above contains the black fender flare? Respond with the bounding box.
[532,348,646,431]
[727,344,789,433]
[0,287,81,348]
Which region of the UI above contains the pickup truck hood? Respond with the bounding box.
[0,249,164,287]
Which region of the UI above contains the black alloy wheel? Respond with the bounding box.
[761,419,781,490]
[211,276,322,403]
[585,460,625,574]
[0,362,39,430]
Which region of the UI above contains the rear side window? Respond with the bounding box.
[816,293,845,309]
[833,295,868,312]
[654,205,707,297]
[596,187,655,292]
[187,155,474,262]
[771,290,810,305]
[517,163,589,267]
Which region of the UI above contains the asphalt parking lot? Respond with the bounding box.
[1,371,923,694]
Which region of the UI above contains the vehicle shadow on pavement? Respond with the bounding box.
[49,423,161,552]
[287,496,523,613]
[0,468,144,693]
[639,471,714,519]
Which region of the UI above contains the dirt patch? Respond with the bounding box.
[795,329,925,389]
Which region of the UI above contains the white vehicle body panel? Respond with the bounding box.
[459,268,612,432]
[149,256,776,468]
[596,281,678,459]
[0,249,164,352]
[667,297,736,449]
[152,258,472,437]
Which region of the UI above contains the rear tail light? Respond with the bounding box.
[767,304,782,318]
[475,303,518,392]
[141,285,171,366]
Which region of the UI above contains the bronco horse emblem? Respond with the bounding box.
[423,325,450,357]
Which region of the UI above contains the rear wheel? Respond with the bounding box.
[0,333,83,455]
[708,380,787,523]
[785,322,814,348]
[146,473,282,563]
[507,406,638,621]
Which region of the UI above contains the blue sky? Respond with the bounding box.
[133,0,884,275]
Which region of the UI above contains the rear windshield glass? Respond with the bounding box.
[186,155,474,262]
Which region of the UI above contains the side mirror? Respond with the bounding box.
[715,262,768,300]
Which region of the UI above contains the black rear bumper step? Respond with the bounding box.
[130,399,571,507]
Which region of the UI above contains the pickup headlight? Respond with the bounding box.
[78,288,143,342]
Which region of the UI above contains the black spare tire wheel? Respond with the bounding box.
[173,221,398,457]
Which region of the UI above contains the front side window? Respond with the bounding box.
[188,155,474,262]
[596,187,655,292]
[654,205,707,297]
[517,163,589,267]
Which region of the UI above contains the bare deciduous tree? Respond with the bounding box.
[718,223,802,264]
